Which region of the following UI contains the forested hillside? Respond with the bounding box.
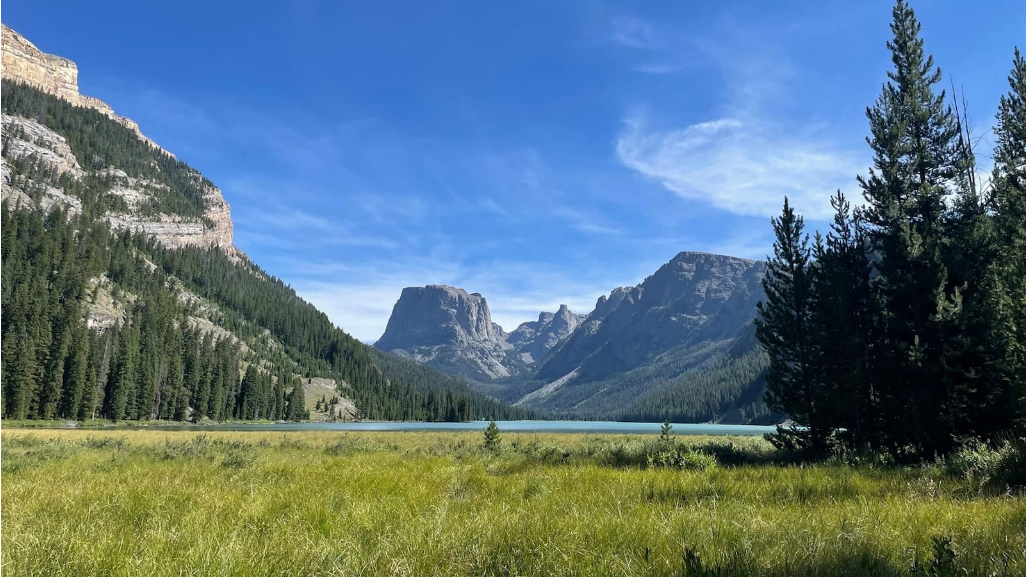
[1,79,532,423]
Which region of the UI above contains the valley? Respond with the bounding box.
[374,252,772,423]
[1,2,1024,575]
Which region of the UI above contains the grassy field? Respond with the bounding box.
[1,429,1023,576]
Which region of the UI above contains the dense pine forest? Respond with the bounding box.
[0,80,533,423]
[757,1,1025,459]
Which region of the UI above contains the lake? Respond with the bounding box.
[112,420,777,435]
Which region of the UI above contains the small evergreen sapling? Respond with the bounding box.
[660,419,673,442]
[483,420,501,451]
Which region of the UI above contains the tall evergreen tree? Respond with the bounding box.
[810,192,877,449]
[286,376,306,422]
[856,0,962,456]
[991,48,1026,429]
[756,198,825,452]
[105,315,138,422]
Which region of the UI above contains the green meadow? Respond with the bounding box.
[1,429,1023,576]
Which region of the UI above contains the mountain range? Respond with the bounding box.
[375,252,775,423]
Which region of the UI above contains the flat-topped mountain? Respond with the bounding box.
[375,285,587,381]
[376,285,503,350]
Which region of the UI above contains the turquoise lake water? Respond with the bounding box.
[115,420,777,435]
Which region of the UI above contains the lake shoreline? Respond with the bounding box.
[1,419,778,435]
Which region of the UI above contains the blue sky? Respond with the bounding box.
[4,1,1023,341]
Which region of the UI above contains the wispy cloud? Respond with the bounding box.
[553,207,623,236]
[605,12,865,221]
[616,113,863,220]
[632,63,676,75]
[608,15,658,49]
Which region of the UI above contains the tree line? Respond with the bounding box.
[756,1,1025,459]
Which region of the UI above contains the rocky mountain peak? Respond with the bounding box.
[376,285,501,351]
[375,286,589,380]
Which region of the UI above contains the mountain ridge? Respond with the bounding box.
[374,251,773,423]
[375,285,588,382]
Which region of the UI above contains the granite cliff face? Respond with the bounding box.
[375,286,518,381]
[376,286,504,350]
[0,24,236,255]
[375,286,588,381]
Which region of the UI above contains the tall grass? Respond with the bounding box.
[1,430,1023,576]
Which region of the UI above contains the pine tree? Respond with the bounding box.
[660,419,673,442]
[809,192,877,449]
[59,322,91,419]
[286,376,306,422]
[105,316,138,422]
[237,365,261,420]
[483,420,501,451]
[991,48,1026,430]
[756,198,825,453]
[856,0,963,456]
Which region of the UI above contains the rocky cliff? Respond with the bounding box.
[0,24,236,254]
[375,285,518,381]
[506,305,588,364]
[1,24,167,155]
[375,285,588,381]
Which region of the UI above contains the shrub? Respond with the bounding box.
[946,437,1026,492]
[646,443,717,472]
[222,450,256,469]
[80,436,127,451]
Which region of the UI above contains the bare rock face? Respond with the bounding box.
[375,286,518,381]
[1,24,236,256]
[377,286,502,350]
[375,285,591,381]
[1,114,85,215]
[1,24,169,156]
[506,305,587,364]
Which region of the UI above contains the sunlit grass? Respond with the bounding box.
[1,429,1023,576]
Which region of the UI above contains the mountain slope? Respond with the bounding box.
[515,252,770,421]
[0,25,528,423]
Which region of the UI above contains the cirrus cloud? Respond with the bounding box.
[616,113,865,220]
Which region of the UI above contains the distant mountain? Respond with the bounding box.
[374,285,587,381]
[537,251,765,383]
[0,24,529,423]
[506,305,588,365]
[375,285,520,381]
[523,252,771,423]
[375,252,774,424]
